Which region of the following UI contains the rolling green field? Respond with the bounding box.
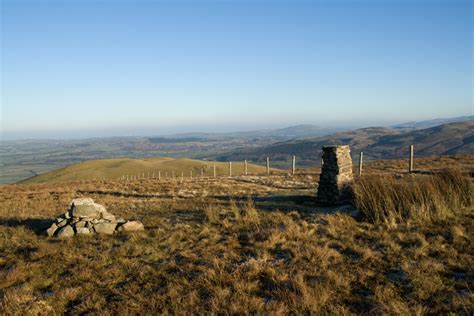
[20,157,276,184]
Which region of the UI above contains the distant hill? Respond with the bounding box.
[264,124,345,138]
[392,115,474,129]
[164,124,345,140]
[20,157,270,184]
[216,121,474,166]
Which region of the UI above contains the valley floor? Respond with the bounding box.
[0,156,473,314]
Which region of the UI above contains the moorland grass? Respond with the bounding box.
[352,169,472,225]
[0,157,473,314]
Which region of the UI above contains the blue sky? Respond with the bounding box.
[1,0,472,138]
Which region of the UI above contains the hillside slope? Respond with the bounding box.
[216,121,474,165]
[20,157,270,184]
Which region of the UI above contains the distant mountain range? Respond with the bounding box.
[215,120,474,165]
[162,115,473,141]
[391,115,474,129]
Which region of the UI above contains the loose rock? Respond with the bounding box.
[94,222,117,235]
[57,225,75,237]
[117,221,145,232]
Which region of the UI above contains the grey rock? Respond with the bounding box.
[57,218,68,228]
[46,223,58,237]
[94,222,117,235]
[57,225,75,237]
[71,204,102,219]
[75,220,87,228]
[101,212,116,222]
[69,197,95,209]
[117,218,126,224]
[117,221,145,232]
[76,227,91,235]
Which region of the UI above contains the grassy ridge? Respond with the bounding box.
[20,157,274,184]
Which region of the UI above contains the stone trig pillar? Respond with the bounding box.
[316,145,354,204]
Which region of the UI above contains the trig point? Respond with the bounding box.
[316,145,354,204]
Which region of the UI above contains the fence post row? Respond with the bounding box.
[292,155,296,175]
[116,148,417,182]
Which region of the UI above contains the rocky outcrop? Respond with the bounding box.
[46,198,144,237]
[316,145,354,204]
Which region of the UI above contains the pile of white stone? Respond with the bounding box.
[46,198,144,237]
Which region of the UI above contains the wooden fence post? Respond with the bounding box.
[244,160,248,175]
[213,164,216,177]
[292,155,296,175]
[201,168,204,178]
[229,161,232,177]
[158,171,161,180]
[359,152,363,175]
[190,170,193,179]
[181,171,184,180]
[409,145,414,173]
[266,157,270,175]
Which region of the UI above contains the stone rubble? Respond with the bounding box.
[316,145,354,204]
[46,198,144,237]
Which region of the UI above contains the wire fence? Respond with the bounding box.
[107,145,417,182]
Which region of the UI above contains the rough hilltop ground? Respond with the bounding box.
[0,155,473,314]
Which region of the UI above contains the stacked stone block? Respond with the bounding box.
[46,198,144,237]
[316,145,354,204]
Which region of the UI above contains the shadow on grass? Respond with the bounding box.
[0,218,54,234]
[211,194,357,216]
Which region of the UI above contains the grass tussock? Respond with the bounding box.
[352,169,472,225]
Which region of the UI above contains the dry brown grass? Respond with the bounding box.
[352,169,472,225]
[0,156,473,314]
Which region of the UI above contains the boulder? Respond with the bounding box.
[71,204,102,219]
[101,212,116,222]
[76,227,91,235]
[57,218,68,228]
[69,197,95,208]
[93,222,117,235]
[57,225,75,237]
[117,221,145,232]
[46,223,58,237]
[75,221,87,228]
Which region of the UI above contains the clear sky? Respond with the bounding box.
[1,0,473,139]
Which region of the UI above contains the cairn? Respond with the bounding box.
[316,145,354,204]
[46,198,144,237]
